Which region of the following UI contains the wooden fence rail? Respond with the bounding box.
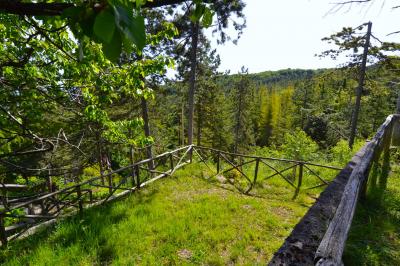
[0,134,362,252]
[0,145,192,246]
[192,146,341,196]
[269,114,400,266]
[314,114,397,266]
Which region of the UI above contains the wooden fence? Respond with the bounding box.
[269,114,399,266]
[192,146,341,197]
[1,110,398,265]
[0,145,192,246]
[0,142,342,247]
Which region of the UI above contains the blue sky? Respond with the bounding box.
[206,0,399,74]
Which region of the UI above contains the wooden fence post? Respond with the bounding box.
[380,121,393,189]
[254,158,260,185]
[0,214,7,247]
[292,163,303,200]
[76,185,83,213]
[170,153,174,171]
[135,165,140,190]
[131,165,136,188]
[107,174,113,195]
[189,146,193,163]
[216,152,220,174]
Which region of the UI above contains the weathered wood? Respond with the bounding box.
[349,21,372,148]
[219,154,252,184]
[220,158,257,178]
[260,160,297,188]
[192,148,214,174]
[0,214,7,247]
[216,151,220,173]
[170,146,192,176]
[314,114,395,266]
[76,185,83,213]
[135,165,140,190]
[292,163,303,200]
[107,174,113,194]
[6,146,190,212]
[269,146,365,265]
[90,184,135,192]
[141,97,155,173]
[270,115,399,266]
[392,91,400,146]
[195,146,341,170]
[1,151,191,245]
[5,214,56,220]
[253,158,260,184]
[303,165,329,185]
[187,21,199,145]
[169,152,174,170]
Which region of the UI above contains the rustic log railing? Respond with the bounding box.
[2,131,369,253]
[0,145,192,246]
[269,114,399,266]
[192,146,341,196]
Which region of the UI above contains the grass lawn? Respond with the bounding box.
[343,160,400,266]
[0,163,316,265]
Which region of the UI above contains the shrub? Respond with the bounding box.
[281,129,319,161]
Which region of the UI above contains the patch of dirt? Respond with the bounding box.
[177,249,192,260]
[242,204,253,210]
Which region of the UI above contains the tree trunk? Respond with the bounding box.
[141,97,155,170]
[96,131,105,185]
[196,103,202,146]
[187,21,199,145]
[234,83,243,154]
[349,21,372,148]
[181,101,185,146]
[392,90,400,146]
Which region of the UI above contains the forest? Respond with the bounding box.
[1,0,400,265]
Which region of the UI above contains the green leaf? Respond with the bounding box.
[111,3,146,50]
[201,7,213,28]
[103,31,122,62]
[93,9,116,44]
[190,4,205,23]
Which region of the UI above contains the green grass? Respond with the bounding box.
[0,163,315,265]
[343,161,400,265]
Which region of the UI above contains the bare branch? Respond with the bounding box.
[387,30,400,36]
[332,0,371,4]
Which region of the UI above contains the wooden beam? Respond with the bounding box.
[314,115,396,265]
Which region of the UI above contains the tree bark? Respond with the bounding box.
[196,103,202,146]
[187,22,199,145]
[141,97,155,170]
[181,101,185,146]
[234,81,244,154]
[392,89,400,146]
[96,131,105,185]
[349,22,372,148]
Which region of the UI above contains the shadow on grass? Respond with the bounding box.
[0,188,159,265]
[343,161,400,266]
